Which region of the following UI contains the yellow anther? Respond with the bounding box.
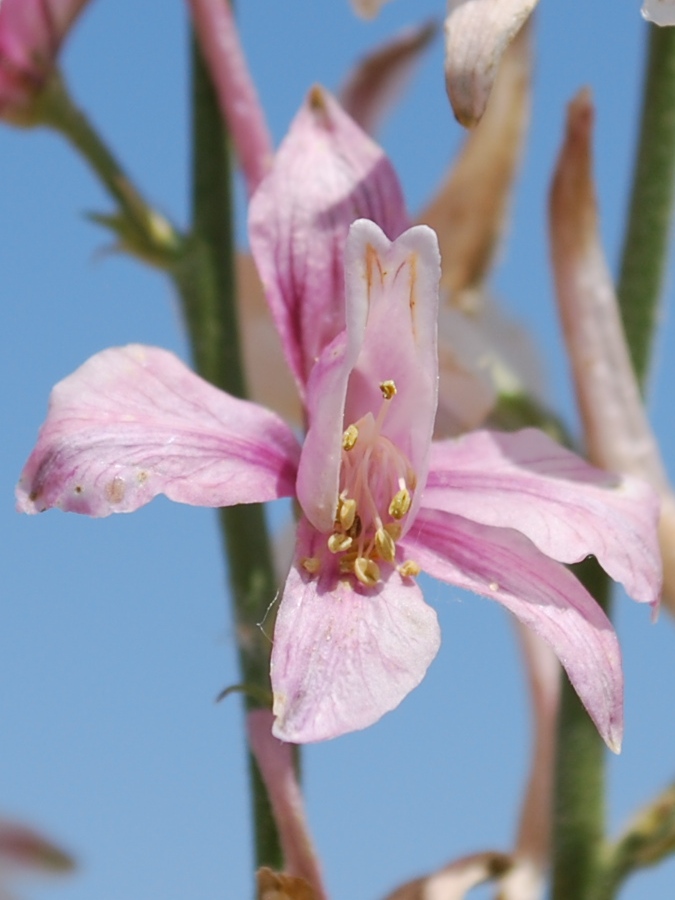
[328,532,353,554]
[342,424,359,451]
[384,522,402,541]
[379,380,397,400]
[339,553,358,574]
[337,496,357,531]
[375,527,396,563]
[389,487,412,520]
[399,560,421,578]
[354,556,381,586]
[348,513,362,539]
[301,557,321,575]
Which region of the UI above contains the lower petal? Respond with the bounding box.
[403,508,623,752]
[271,518,440,743]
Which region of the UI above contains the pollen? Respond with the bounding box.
[328,532,353,554]
[301,557,321,575]
[379,380,397,400]
[389,487,412,520]
[399,560,421,578]
[354,557,380,586]
[375,527,396,563]
[342,424,359,450]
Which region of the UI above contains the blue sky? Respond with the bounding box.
[2,1,675,899]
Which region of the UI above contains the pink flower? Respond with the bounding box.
[17,219,661,748]
[0,0,89,121]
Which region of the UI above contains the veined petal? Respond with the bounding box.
[17,345,301,517]
[642,1,675,26]
[402,509,623,752]
[296,220,441,533]
[271,518,441,743]
[425,428,662,606]
[339,20,438,137]
[444,0,538,127]
[249,87,408,394]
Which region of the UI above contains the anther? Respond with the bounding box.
[375,527,396,563]
[399,560,421,578]
[379,380,397,400]
[389,487,412,520]
[301,557,321,575]
[337,496,357,531]
[328,533,353,554]
[384,522,402,541]
[342,424,359,451]
[354,557,380,586]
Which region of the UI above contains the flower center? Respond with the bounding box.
[327,380,418,586]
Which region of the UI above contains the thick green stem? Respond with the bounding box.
[170,36,283,875]
[551,559,610,900]
[618,25,675,389]
[36,74,181,266]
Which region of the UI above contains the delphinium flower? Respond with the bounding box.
[17,216,661,748]
[0,0,90,123]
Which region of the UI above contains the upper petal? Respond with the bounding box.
[424,428,662,606]
[444,0,538,127]
[249,87,408,393]
[17,345,301,517]
[271,518,440,743]
[402,508,623,752]
[296,220,441,533]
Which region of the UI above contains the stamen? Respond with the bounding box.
[301,557,321,575]
[328,533,353,554]
[375,527,396,563]
[342,424,359,451]
[379,380,397,400]
[337,495,357,531]
[389,487,412,520]
[399,560,421,578]
[354,557,380,586]
[384,522,402,541]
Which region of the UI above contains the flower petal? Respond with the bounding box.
[296,220,441,533]
[271,518,441,743]
[642,0,675,26]
[444,0,538,127]
[402,508,623,752]
[383,852,512,900]
[249,87,408,393]
[17,345,301,517]
[424,428,662,606]
[339,20,438,137]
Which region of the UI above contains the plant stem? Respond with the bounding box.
[551,559,610,900]
[171,34,283,874]
[37,74,181,266]
[617,24,675,389]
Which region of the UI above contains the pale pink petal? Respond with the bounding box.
[247,711,327,898]
[384,851,512,900]
[424,428,661,606]
[339,20,437,136]
[402,509,623,752]
[17,345,300,517]
[296,221,441,533]
[499,625,559,900]
[0,0,89,115]
[249,87,408,392]
[642,0,675,25]
[186,0,273,196]
[444,0,538,127]
[271,518,440,743]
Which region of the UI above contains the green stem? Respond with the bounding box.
[618,24,675,389]
[36,74,181,266]
[551,559,610,900]
[170,35,283,874]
